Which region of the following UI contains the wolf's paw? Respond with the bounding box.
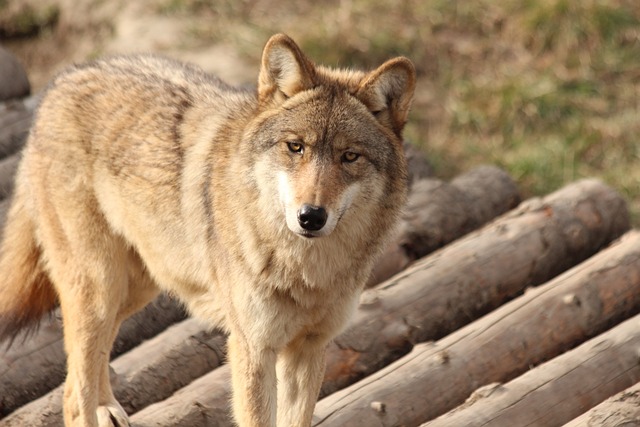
[97,402,129,427]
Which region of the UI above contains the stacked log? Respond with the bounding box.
[368,165,520,285]
[0,295,186,417]
[424,313,640,426]
[324,178,629,395]
[313,230,640,426]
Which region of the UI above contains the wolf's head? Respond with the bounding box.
[245,34,416,241]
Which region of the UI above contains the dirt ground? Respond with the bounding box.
[3,0,256,89]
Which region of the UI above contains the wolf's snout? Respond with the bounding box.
[297,204,328,231]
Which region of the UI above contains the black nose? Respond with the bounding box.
[297,204,328,231]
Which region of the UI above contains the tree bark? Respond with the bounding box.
[423,314,640,427]
[113,318,227,414]
[369,165,520,285]
[0,294,186,417]
[130,366,233,427]
[0,317,224,426]
[313,230,640,427]
[562,381,640,427]
[323,178,629,396]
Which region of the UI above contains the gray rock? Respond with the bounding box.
[0,47,30,101]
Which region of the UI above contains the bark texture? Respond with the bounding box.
[424,314,640,427]
[324,178,629,395]
[313,230,640,426]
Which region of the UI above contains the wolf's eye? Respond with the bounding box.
[287,141,304,154]
[342,151,360,163]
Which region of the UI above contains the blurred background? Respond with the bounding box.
[2,0,639,223]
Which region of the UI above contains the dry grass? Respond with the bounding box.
[156,0,640,224]
[4,0,640,222]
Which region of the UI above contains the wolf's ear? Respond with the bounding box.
[258,34,316,104]
[356,57,416,136]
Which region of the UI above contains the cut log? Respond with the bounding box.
[110,294,187,357]
[312,229,640,426]
[115,179,629,427]
[423,314,640,427]
[323,178,629,396]
[369,165,520,285]
[1,317,225,426]
[130,366,233,427]
[0,294,186,417]
[113,318,227,414]
[562,381,640,427]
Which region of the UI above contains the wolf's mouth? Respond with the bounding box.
[297,230,319,239]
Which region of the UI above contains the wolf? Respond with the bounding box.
[0,34,415,426]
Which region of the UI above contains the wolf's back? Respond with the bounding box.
[0,175,56,346]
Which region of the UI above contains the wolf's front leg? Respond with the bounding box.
[276,334,328,427]
[228,332,278,427]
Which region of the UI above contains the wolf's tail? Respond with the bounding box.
[0,185,57,347]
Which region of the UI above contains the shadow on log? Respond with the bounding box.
[369,165,520,285]
[0,48,30,102]
[113,318,227,414]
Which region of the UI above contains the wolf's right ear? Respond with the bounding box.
[258,34,316,105]
[356,57,416,137]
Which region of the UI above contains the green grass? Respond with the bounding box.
[157,0,640,222]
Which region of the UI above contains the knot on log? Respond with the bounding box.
[370,401,386,413]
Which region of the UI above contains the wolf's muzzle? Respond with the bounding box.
[297,204,328,231]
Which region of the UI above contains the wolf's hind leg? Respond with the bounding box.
[56,271,127,427]
[56,249,159,427]
[98,263,159,426]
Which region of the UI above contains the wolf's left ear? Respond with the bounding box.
[258,34,316,104]
[357,57,416,136]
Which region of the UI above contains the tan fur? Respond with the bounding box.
[0,34,415,427]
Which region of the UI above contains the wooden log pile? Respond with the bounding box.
[1,60,639,427]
